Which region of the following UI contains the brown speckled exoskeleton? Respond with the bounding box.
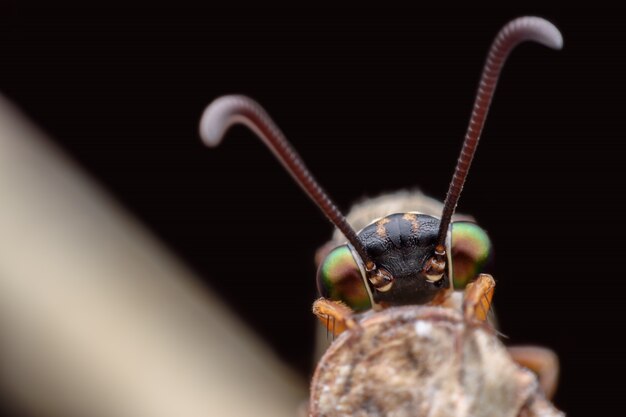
[199,15,563,417]
[308,303,562,417]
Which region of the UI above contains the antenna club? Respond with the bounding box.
[199,95,253,147]
[505,17,563,51]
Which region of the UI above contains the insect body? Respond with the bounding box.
[200,16,564,416]
[199,16,562,314]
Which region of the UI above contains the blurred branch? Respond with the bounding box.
[0,96,306,417]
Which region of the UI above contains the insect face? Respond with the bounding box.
[318,213,451,310]
[361,213,449,302]
[317,215,493,311]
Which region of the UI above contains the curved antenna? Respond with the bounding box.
[199,95,373,268]
[436,16,563,250]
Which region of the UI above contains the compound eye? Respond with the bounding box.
[316,245,371,312]
[451,222,493,289]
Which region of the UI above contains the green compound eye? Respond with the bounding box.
[451,222,493,290]
[316,245,371,312]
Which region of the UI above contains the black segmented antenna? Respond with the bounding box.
[435,16,563,251]
[199,95,374,268]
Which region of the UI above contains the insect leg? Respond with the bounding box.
[508,346,559,400]
[325,315,330,341]
[312,298,357,337]
[462,273,496,322]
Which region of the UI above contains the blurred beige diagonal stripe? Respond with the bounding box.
[0,96,306,417]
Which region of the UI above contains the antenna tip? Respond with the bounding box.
[515,16,564,51]
[538,18,564,50]
[199,95,239,148]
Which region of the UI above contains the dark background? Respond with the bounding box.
[1,5,624,416]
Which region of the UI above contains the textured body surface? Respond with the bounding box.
[329,190,473,246]
[358,213,449,305]
[319,191,481,266]
[309,306,562,417]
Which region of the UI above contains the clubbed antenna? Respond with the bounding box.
[436,16,563,251]
[199,95,373,268]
